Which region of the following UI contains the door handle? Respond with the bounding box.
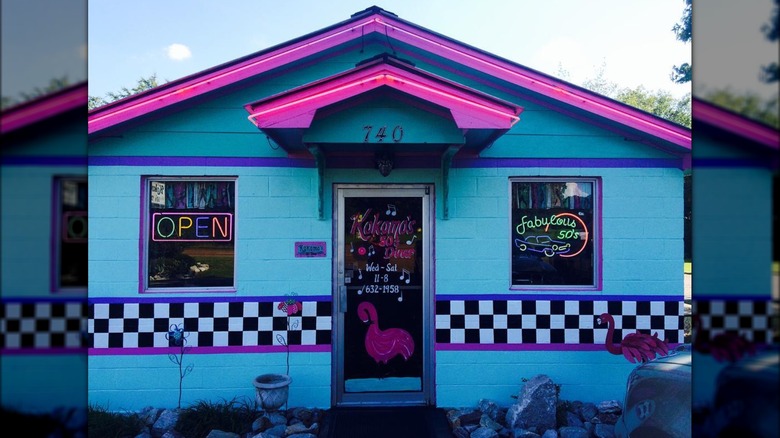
[339,285,347,313]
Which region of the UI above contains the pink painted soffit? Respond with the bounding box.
[244,63,522,130]
[692,98,779,149]
[87,10,690,150]
[2,83,87,134]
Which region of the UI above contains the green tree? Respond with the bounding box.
[761,0,779,83]
[671,0,692,84]
[559,63,692,128]
[582,60,618,97]
[704,88,779,128]
[1,75,71,110]
[616,86,691,127]
[88,74,163,110]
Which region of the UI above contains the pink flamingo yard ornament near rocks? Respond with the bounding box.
[357,301,415,364]
[691,314,756,362]
[598,313,670,364]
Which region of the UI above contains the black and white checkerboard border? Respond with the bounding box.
[435,298,686,345]
[0,300,87,350]
[693,298,777,344]
[89,300,333,349]
[13,295,769,351]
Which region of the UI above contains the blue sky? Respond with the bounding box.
[85,0,695,100]
[1,1,777,106]
[1,0,87,100]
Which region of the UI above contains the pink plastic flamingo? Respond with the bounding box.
[598,313,669,364]
[357,301,415,364]
[692,315,756,362]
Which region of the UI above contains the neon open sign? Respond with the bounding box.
[152,212,233,242]
[62,211,88,243]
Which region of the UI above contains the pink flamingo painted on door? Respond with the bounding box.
[357,301,415,364]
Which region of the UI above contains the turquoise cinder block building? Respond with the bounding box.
[87,7,690,411]
[690,97,779,406]
[1,83,88,414]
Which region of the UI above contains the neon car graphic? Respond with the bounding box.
[514,235,571,257]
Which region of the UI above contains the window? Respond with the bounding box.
[54,176,88,291]
[510,178,598,288]
[144,177,236,292]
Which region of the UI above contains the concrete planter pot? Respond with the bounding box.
[253,373,292,412]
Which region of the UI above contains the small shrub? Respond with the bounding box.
[175,397,258,438]
[87,404,145,438]
[1,408,64,436]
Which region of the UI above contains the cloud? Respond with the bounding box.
[166,43,191,61]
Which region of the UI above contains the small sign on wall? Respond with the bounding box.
[295,241,327,258]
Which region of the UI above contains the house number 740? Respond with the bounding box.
[363,125,403,142]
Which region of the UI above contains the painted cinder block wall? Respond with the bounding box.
[87,10,688,411]
[690,99,778,406]
[1,85,88,414]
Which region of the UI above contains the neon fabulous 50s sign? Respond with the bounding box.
[152,212,233,242]
[514,212,589,258]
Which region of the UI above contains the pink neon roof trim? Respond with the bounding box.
[2,82,87,134]
[87,7,690,151]
[244,57,522,130]
[692,98,779,149]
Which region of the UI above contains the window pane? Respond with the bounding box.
[511,179,596,287]
[147,179,235,290]
[58,177,88,289]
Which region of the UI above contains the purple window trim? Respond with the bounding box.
[50,177,88,294]
[50,178,59,293]
[139,176,238,294]
[509,177,603,291]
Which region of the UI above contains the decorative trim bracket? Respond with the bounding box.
[441,145,461,220]
[307,145,325,220]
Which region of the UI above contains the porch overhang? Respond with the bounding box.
[243,55,523,157]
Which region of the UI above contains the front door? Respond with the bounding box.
[333,184,433,406]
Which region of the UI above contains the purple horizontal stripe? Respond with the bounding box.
[693,295,775,302]
[84,156,683,169]
[0,156,87,166]
[88,156,315,167]
[89,345,329,356]
[692,158,778,169]
[435,294,683,302]
[89,295,332,304]
[0,348,87,355]
[435,343,684,352]
[453,158,683,169]
[1,296,86,304]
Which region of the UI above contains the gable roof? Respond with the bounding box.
[692,97,779,150]
[88,6,690,153]
[692,97,779,169]
[2,82,87,135]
